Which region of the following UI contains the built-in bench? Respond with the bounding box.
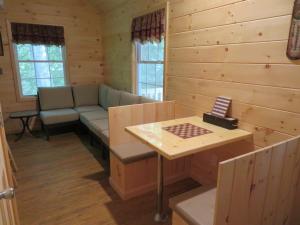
[170,136,300,225]
[38,84,155,143]
[108,101,191,200]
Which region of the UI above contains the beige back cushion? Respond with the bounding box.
[99,84,111,109]
[119,91,140,106]
[106,88,121,109]
[140,96,156,103]
[38,86,74,111]
[72,84,99,107]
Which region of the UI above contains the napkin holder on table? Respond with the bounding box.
[203,112,238,130]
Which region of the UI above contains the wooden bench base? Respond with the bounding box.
[172,212,189,225]
[109,153,191,200]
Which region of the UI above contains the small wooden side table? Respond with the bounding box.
[9,110,39,141]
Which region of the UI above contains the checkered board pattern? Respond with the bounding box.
[211,96,232,118]
[163,123,213,139]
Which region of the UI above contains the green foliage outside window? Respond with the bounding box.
[15,44,66,96]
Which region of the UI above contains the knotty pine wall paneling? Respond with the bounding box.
[167,0,300,186]
[101,0,300,147]
[167,0,300,146]
[101,0,167,92]
[0,0,104,133]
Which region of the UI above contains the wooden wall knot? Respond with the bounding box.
[250,183,256,193]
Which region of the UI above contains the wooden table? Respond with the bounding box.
[126,116,252,222]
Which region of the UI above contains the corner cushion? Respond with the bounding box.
[110,142,156,164]
[38,86,74,111]
[72,84,99,107]
[40,108,79,125]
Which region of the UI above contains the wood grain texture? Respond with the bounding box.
[214,137,300,225]
[0,0,104,134]
[108,102,190,199]
[8,133,200,225]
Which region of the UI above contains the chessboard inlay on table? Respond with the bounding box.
[163,123,213,139]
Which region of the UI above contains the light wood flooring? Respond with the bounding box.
[8,132,199,225]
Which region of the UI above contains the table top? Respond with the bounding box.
[10,110,39,119]
[126,116,252,160]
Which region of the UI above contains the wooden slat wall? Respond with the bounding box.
[167,0,300,148]
[0,0,104,133]
[101,0,299,148]
[214,136,300,225]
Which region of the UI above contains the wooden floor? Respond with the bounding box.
[8,132,199,225]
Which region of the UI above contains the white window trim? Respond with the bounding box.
[135,41,165,101]
[13,43,68,99]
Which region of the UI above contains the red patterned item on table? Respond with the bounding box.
[163,123,213,139]
[211,96,232,118]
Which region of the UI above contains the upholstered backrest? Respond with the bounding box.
[38,86,74,111]
[140,96,156,103]
[214,136,300,225]
[108,101,175,147]
[99,84,110,109]
[119,91,140,106]
[72,84,99,107]
[106,88,121,109]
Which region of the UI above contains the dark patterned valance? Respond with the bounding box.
[11,23,65,46]
[131,9,165,43]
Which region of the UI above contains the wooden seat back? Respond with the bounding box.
[108,101,175,147]
[214,136,300,225]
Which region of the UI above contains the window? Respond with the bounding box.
[14,44,66,97]
[136,39,164,101]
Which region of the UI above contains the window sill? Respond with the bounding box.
[17,95,37,102]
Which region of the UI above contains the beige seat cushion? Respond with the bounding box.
[38,86,74,111]
[80,109,108,126]
[74,105,102,113]
[72,84,99,107]
[87,119,109,144]
[110,142,156,164]
[140,96,156,104]
[106,88,120,109]
[99,84,111,109]
[170,187,216,225]
[40,109,79,125]
[119,91,140,106]
[87,119,109,133]
[99,129,109,146]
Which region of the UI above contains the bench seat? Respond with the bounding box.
[80,109,108,125]
[40,108,79,125]
[110,142,156,164]
[170,186,216,225]
[74,105,103,113]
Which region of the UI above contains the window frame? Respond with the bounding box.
[12,43,68,100]
[135,40,165,101]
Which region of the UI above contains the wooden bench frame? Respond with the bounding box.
[172,136,300,225]
[108,101,191,200]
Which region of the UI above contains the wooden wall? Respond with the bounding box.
[0,0,104,133]
[102,0,300,148]
[101,0,167,92]
[167,0,300,148]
